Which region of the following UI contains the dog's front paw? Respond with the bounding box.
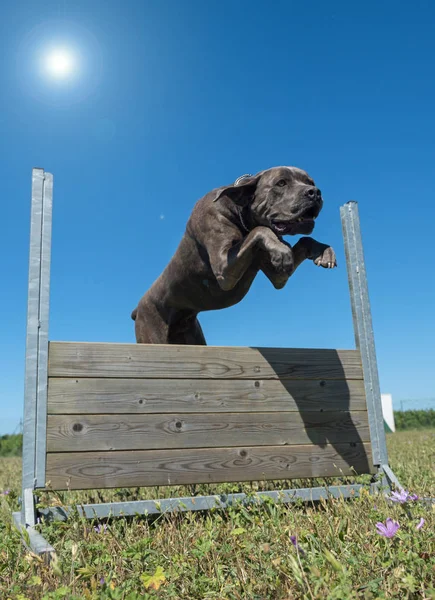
[269,243,294,274]
[313,245,337,269]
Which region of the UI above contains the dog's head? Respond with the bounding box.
[212,166,323,236]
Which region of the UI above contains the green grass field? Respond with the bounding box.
[1,430,434,599]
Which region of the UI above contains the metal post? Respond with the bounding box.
[35,172,53,487]
[340,202,389,468]
[21,168,53,527]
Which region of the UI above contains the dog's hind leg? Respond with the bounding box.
[134,301,171,344]
[187,318,207,345]
[168,316,206,345]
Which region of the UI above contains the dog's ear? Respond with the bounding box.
[211,173,259,206]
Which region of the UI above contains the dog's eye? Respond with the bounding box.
[276,179,287,187]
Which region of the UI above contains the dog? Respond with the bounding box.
[131,166,337,344]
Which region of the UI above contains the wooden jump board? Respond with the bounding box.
[48,342,363,380]
[45,342,374,490]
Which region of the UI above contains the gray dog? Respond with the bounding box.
[131,166,337,344]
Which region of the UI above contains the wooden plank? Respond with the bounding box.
[47,378,368,414]
[45,443,375,490]
[46,411,371,452]
[48,342,363,380]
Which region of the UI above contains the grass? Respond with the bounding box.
[1,430,434,600]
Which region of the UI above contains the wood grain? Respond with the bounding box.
[46,411,370,452]
[47,378,367,414]
[48,342,363,380]
[45,443,374,490]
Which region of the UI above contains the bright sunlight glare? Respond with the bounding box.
[44,48,76,78]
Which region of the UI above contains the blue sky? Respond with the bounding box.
[1,0,434,434]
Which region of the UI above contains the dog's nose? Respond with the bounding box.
[307,187,322,201]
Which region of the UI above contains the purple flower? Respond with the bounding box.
[376,518,400,538]
[100,577,105,585]
[388,489,418,504]
[2,489,10,495]
[416,518,425,530]
[290,535,306,556]
[93,524,108,534]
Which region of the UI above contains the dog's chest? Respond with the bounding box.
[199,266,259,310]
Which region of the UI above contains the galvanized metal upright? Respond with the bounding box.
[340,202,389,470]
[18,168,54,555]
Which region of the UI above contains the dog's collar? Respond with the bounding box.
[237,205,250,234]
[234,173,253,186]
[234,175,253,233]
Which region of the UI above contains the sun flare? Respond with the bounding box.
[44,48,76,78]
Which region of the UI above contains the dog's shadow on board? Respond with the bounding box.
[256,347,371,476]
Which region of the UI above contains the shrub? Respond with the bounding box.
[394,409,435,431]
[0,434,22,457]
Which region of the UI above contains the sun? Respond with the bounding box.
[44,48,76,79]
